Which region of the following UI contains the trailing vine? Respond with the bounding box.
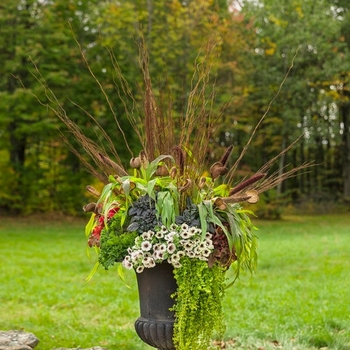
[171,258,226,350]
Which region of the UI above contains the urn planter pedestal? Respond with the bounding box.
[134,263,177,350]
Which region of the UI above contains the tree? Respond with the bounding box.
[240,0,350,202]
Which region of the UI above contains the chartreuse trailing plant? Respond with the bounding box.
[37,42,313,349]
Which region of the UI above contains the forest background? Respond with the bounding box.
[1,0,350,217]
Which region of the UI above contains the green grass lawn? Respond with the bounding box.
[1,214,349,350]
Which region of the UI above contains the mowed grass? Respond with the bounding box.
[0,214,349,350]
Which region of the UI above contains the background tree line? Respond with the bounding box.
[0,0,349,216]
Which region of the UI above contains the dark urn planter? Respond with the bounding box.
[134,262,177,350]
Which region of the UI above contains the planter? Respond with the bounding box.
[134,263,177,350]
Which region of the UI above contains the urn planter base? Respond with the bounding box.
[134,263,177,350]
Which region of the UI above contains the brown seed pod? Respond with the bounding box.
[155,165,169,176]
[210,162,228,181]
[130,157,141,169]
[170,166,177,179]
[245,190,259,204]
[86,185,100,197]
[83,202,97,213]
[179,179,193,192]
[214,197,227,210]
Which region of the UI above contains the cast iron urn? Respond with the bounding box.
[134,262,177,350]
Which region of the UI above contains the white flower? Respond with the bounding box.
[165,231,177,242]
[186,251,195,258]
[198,241,208,250]
[167,243,176,254]
[180,230,191,239]
[205,238,214,249]
[195,228,202,235]
[131,250,143,261]
[205,232,213,239]
[143,256,156,268]
[155,231,164,239]
[181,223,189,231]
[158,243,167,252]
[170,253,181,263]
[141,240,152,251]
[188,227,197,236]
[142,230,154,240]
[122,259,133,270]
[183,241,194,251]
[172,261,182,268]
[153,251,165,260]
[177,251,185,258]
[160,225,168,233]
[170,223,178,231]
[201,248,211,257]
[136,265,144,273]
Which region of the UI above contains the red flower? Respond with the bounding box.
[98,215,105,225]
[107,207,119,219]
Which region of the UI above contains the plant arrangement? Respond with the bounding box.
[36,43,312,349]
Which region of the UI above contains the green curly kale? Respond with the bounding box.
[99,214,137,270]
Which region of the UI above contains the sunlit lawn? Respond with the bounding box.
[1,214,349,349]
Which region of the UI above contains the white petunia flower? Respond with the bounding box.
[143,256,155,268]
[170,253,181,263]
[122,259,133,270]
[141,240,152,251]
[165,231,177,242]
[177,251,185,258]
[186,251,195,258]
[205,232,213,239]
[180,230,191,239]
[183,241,194,251]
[153,251,165,260]
[202,248,211,257]
[155,231,164,239]
[142,230,154,240]
[167,243,176,254]
[181,223,189,231]
[195,228,202,235]
[188,227,197,236]
[136,265,144,273]
[172,261,182,268]
[170,223,178,231]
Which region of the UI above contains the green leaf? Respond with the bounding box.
[117,263,131,289]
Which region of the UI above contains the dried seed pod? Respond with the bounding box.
[155,165,169,176]
[83,202,97,213]
[245,189,259,204]
[210,162,228,181]
[130,157,141,169]
[86,185,100,197]
[170,166,177,179]
[179,179,192,192]
[214,197,227,210]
